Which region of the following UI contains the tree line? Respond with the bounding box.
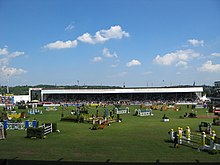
[0,84,123,95]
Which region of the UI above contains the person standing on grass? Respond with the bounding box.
[168,128,175,142]
[211,130,216,141]
[96,109,99,117]
[178,127,183,144]
[174,131,179,148]
[185,126,191,143]
[210,135,216,150]
[201,131,206,149]
[177,127,181,144]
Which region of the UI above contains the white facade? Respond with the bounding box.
[13,95,30,103]
[29,86,203,102]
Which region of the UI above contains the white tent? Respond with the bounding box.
[199,95,211,102]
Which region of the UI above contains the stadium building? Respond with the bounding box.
[29,86,204,104]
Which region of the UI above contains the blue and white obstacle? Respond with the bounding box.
[2,120,37,130]
[28,109,43,115]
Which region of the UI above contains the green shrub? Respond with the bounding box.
[79,116,84,123]
[208,149,218,155]
[37,104,43,107]
[60,115,78,122]
[26,127,44,139]
[52,123,57,132]
[91,123,99,130]
[18,105,26,109]
[27,105,32,108]
[188,113,197,118]
[61,115,85,123]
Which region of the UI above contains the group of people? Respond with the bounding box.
[168,126,190,148]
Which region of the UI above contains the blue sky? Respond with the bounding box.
[0,0,220,87]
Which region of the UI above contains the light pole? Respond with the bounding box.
[77,80,79,89]
[6,74,9,94]
[123,82,125,88]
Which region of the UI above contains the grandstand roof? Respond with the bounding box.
[30,86,203,95]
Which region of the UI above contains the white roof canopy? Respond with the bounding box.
[39,87,203,95]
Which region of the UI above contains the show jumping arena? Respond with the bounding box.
[1,86,220,163]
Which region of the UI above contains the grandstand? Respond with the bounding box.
[29,86,203,105]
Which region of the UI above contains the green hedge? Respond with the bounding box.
[91,123,99,130]
[17,105,26,109]
[60,115,78,122]
[52,123,57,132]
[26,127,44,138]
[60,115,84,123]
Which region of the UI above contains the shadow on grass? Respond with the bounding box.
[164,138,201,150]
[164,139,173,143]
[1,159,220,165]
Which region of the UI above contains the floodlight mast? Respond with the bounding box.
[6,74,9,94]
[77,80,79,90]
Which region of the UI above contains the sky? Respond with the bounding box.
[0,0,220,87]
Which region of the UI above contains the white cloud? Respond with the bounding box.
[211,52,220,57]
[153,49,200,66]
[77,25,129,44]
[126,59,141,67]
[0,47,24,58]
[197,60,220,72]
[77,33,95,44]
[154,54,175,65]
[0,47,8,55]
[0,66,27,77]
[44,40,78,49]
[188,39,204,47]
[102,48,118,58]
[92,56,102,62]
[9,51,25,58]
[0,47,27,78]
[65,23,74,31]
[175,61,188,68]
[0,57,9,66]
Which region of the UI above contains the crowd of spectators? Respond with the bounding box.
[42,92,199,105]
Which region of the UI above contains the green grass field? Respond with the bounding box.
[1,105,220,163]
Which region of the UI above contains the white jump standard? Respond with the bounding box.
[136,109,154,116]
[114,107,130,114]
[0,123,6,139]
